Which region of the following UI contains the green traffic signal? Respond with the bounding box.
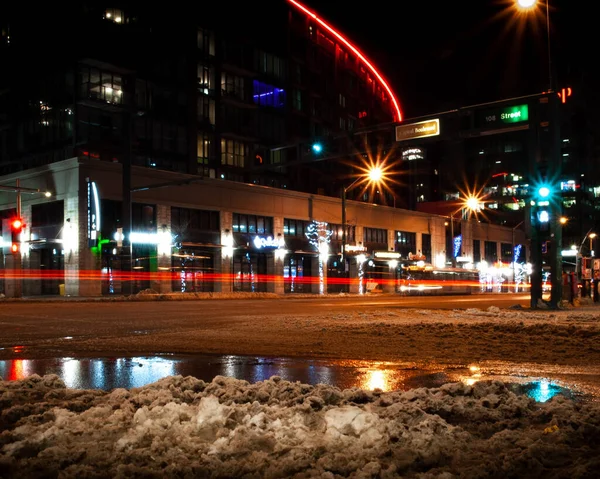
[538,186,550,198]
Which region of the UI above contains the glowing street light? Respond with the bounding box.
[559,216,567,225]
[341,165,389,263]
[465,195,481,213]
[514,0,552,91]
[590,233,597,256]
[368,166,383,183]
[448,194,483,267]
[516,0,536,9]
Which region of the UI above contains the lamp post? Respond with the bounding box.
[515,0,552,91]
[516,0,563,308]
[341,166,384,264]
[589,233,597,256]
[448,195,482,268]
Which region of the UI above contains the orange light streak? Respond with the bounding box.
[287,0,403,122]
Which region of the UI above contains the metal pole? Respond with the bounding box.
[16,179,21,218]
[546,0,552,92]
[548,91,562,308]
[341,187,347,264]
[121,110,133,295]
[512,226,516,290]
[450,213,455,267]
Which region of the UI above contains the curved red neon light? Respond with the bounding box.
[287,0,403,122]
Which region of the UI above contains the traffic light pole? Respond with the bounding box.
[548,92,563,308]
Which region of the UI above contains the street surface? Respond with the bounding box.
[0,293,532,360]
[2,292,600,398]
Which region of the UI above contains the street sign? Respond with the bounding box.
[395,119,440,142]
[474,104,529,129]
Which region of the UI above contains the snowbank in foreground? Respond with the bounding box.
[1,374,598,478]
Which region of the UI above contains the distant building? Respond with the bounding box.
[0,0,400,198]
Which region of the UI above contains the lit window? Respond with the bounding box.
[253,80,285,108]
[104,9,124,23]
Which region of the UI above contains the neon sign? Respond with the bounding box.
[287,0,402,122]
[253,235,284,249]
[453,235,462,258]
[87,180,100,247]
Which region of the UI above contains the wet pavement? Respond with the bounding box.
[1,354,596,403]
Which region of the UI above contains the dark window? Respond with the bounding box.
[363,227,387,244]
[395,231,417,258]
[133,204,155,231]
[473,239,481,263]
[484,241,497,263]
[171,207,219,232]
[501,243,513,263]
[329,223,355,243]
[422,234,432,262]
[31,201,64,227]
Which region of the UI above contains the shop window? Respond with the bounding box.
[233,213,273,235]
[395,231,416,258]
[364,227,387,244]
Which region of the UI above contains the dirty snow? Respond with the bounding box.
[1,373,599,478]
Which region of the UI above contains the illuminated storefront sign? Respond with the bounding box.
[253,235,284,249]
[373,251,401,259]
[401,147,424,161]
[87,180,100,247]
[453,235,462,258]
[345,244,367,253]
[395,119,440,142]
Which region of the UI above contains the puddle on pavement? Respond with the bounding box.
[0,355,591,402]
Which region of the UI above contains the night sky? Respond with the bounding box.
[301,0,589,119]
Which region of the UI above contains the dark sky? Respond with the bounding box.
[301,0,589,119]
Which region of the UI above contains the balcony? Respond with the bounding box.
[78,83,130,112]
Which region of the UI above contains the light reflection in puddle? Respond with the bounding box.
[0,356,588,402]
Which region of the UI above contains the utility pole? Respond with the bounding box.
[121,109,133,295]
[548,91,562,308]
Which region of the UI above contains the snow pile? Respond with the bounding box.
[1,374,599,478]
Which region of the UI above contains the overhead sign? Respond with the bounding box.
[475,104,529,129]
[395,119,440,142]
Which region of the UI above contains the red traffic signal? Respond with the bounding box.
[9,217,23,254]
[11,218,23,232]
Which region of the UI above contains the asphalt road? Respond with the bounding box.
[0,293,530,359]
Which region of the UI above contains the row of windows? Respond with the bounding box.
[171,207,219,233]
[364,227,387,244]
[232,214,274,235]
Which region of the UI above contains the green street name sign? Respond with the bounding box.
[499,104,529,123]
[475,104,529,129]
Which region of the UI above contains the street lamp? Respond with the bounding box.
[448,195,482,267]
[589,233,597,256]
[341,167,385,263]
[514,0,552,92]
[515,0,563,308]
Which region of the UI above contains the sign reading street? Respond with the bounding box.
[395,119,440,142]
[475,104,529,129]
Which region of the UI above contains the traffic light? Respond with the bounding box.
[530,182,552,232]
[311,142,323,154]
[10,217,23,254]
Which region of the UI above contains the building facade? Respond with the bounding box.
[0,158,526,297]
